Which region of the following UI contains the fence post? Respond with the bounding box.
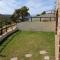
[50,17,51,21]
[31,17,32,22]
[40,17,41,22]
[0,29,3,35]
[56,10,58,34]
[11,22,13,30]
[6,26,7,32]
[0,22,3,35]
[5,21,7,32]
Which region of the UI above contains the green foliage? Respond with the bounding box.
[36,11,46,16]
[41,11,46,15]
[11,6,30,22]
[36,14,40,16]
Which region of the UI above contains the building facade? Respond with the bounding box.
[55,0,60,60]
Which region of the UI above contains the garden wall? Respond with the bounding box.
[17,21,56,32]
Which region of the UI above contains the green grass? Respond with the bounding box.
[0,31,55,60]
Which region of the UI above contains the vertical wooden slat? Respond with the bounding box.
[40,17,41,22]
[50,17,51,21]
[5,21,7,32]
[31,17,32,22]
[56,9,58,34]
[0,28,3,35]
[0,21,3,35]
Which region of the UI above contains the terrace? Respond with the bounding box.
[0,0,57,60]
[0,8,56,60]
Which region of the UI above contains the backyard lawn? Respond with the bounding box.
[0,31,55,60]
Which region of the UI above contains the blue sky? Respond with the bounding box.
[0,0,55,15]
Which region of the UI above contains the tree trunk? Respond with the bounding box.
[21,16,24,22]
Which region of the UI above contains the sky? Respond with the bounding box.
[0,0,55,15]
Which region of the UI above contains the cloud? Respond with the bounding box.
[25,0,55,15]
[0,0,20,14]
[0,0,55,15]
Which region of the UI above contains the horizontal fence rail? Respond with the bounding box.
[0,11,56,35]
[0,23,16,35]
[30,17,56,22]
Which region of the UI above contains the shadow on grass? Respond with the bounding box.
[0,54,6,57]
[0,30,20,57]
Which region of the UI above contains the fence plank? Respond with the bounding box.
[0,23,16,35]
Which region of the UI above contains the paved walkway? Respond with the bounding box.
[10,50,49,60]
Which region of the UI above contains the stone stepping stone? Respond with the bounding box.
[10,57,18,60]
[44,56,49,60]
[25,54,32,58]
[39,50,48,54]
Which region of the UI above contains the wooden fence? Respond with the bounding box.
[0,13,56,35]
[0,23,16,35]
[30,17,56,22]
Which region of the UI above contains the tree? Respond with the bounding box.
[11,6,30,22]
[10,9,21,22]
[36,14,40,16]
[41,11,46,15]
